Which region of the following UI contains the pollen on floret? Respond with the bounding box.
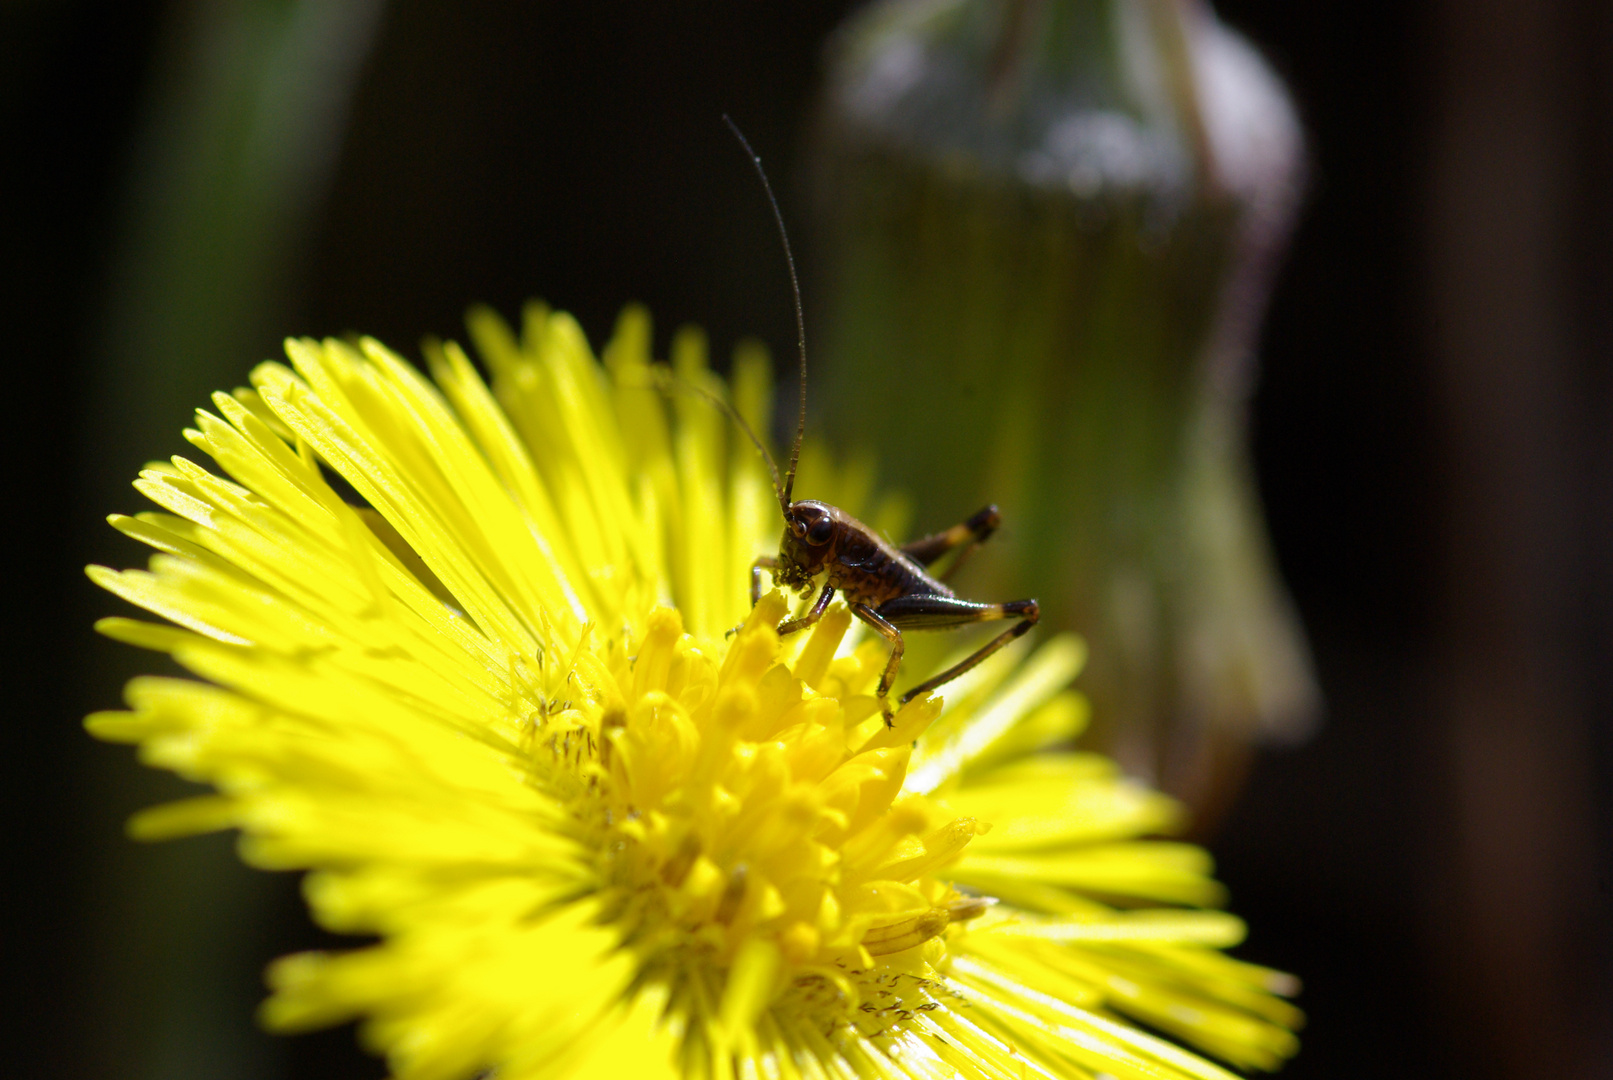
[585,586,975,996]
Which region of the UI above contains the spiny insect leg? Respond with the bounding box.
[889,597,1040,705]
[850,602,904,725]
[899,505,1001,582]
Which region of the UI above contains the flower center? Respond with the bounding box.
[540,593,992,1020]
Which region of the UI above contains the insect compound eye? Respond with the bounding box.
[805,514,834,546]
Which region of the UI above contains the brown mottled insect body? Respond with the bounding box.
[718,116,1040,724]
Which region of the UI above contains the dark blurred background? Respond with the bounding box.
[5,1,1610,1078]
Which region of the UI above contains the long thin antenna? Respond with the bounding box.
[650,368,783,504]
[723,114,807,513]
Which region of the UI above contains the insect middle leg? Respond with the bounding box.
[899,505,1001,582]
[848,603,904,723]
[870,593,1040,712]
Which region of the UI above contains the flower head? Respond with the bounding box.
[89,302,1301,1079]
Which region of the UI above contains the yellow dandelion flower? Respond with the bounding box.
[88,301,1301,1080]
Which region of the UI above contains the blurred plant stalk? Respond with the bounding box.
[811,0,1316,824]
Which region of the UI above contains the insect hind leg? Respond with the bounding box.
[873,595,1039,706]
[899,505,1001,582]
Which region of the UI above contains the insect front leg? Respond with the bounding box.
[849,603,904,724]
[777,586,834,637]
[728,555,785,639]
[873,593,1040,706]
[750,555,781,607]
[899,505,1001,582]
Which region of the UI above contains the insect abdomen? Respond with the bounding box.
[831,529,951,607]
